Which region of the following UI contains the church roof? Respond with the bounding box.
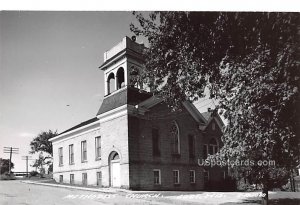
[199,110,225,130]
[58,117,99,135]
[200,111,211,121]
[96,87,152,115]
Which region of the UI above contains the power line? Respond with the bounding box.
[3,147,19,174]
[22,156,33,177]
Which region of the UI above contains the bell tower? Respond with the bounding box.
[97,36,151,116]
[99,36,145,96]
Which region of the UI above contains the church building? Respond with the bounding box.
[49,36,226,190]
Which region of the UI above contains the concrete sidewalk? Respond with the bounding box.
[20,180,130,194]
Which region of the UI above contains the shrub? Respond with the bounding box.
[30,171,39,177]
[0,172,16,180]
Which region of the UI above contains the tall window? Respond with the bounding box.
[95,136,101,160]
[82,173,87,186]
[173,170,180,184]
[209,138,218,155]
[189,170,196,183]
[70,174,74,185]
[81,141,87,162]
[188,135,195,158]
[153,169,161,185]
[203,144,208,159]
[58,147,63,166]
[97,171,102,186]
[152,128,160,156]
[69,144,74,164]
[170,121,180,155]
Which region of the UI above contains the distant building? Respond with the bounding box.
[49,36,226,190]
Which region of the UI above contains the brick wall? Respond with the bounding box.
[128,103,225,190]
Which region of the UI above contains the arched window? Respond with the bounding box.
[107,73,115,94]
[116,67,125,89]
[170,121,180,155]
[209,138,218,155]
[112,152,120,160]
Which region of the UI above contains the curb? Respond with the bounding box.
[20,180,129,194]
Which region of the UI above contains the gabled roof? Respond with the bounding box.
[58,117,99,135]
[137,95,164,110]
[96,87,152,116]
[182,101,207,124]
[200,111,211,121]
[199,110,224,130]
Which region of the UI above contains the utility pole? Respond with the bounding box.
[3,147,19,174]
[22,156,33,177]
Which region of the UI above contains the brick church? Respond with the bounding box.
[50,36,226,190]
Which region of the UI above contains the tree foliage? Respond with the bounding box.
[32,153,51,176]
[131,12,300,193]
[0,158,14,174]
[30,130,57,155]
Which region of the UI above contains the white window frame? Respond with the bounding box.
[58,147,63,166]
[81,140,87,162]
[189,170,196,183]
[95,136,101,160]
[96,171,102,186]
[153,169,161,185]
[69,144,74,165]
[173,170,180,184]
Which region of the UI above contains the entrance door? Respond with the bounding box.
[111,160,120,187]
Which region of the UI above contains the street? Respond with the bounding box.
[1,180,300,205]
[0,180,188,205]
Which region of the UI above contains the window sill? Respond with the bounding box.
[69,163,75,165]
[174,183,181,187]
[81,160,88,163]
[95,157,101,161]
[59,164,63,167]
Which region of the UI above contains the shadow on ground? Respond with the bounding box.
[243,198,300,205]
[221,198,300,205]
